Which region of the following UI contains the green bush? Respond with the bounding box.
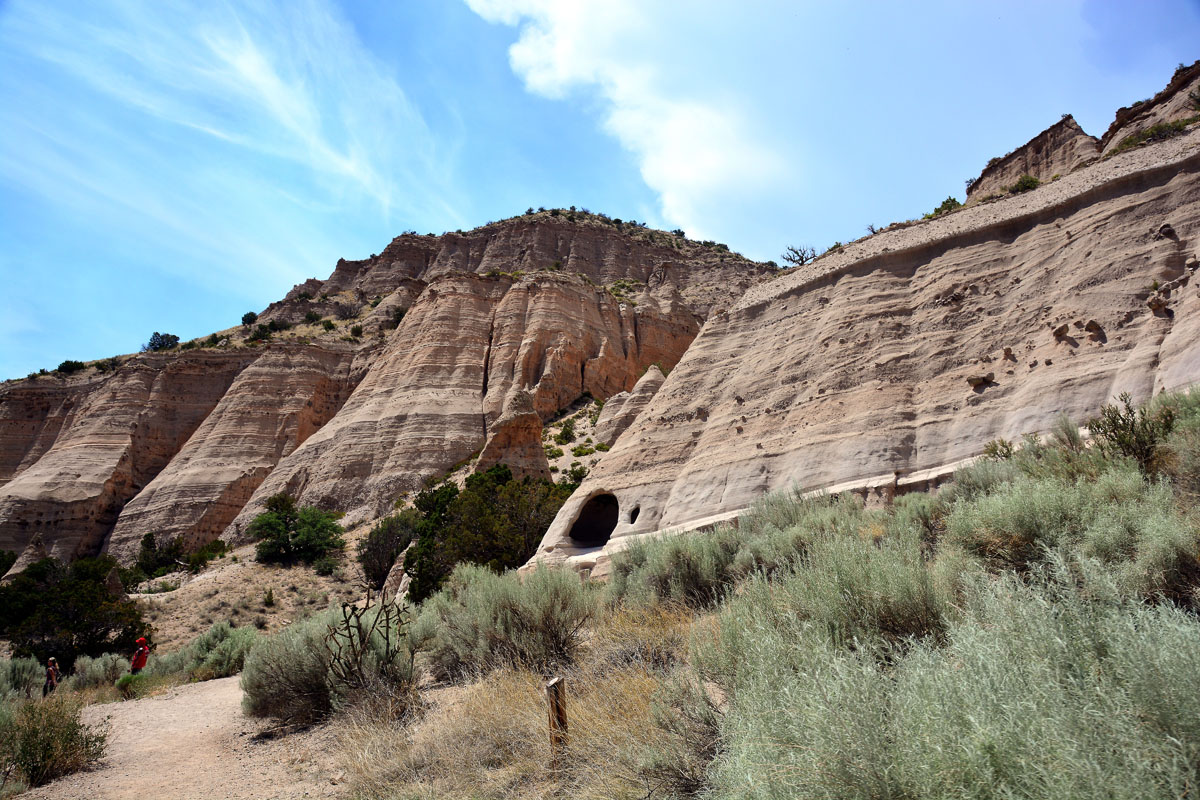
[689,563,1200,800]
[313,556,337,577]
[0,694,107,787]
[248,493,345,567]
[608,527,742,609]
[54,360,86,374]
[554,418,576,445]
[571,444,595,457]
[1087,391,1174,474]
[304,310,321,324]
[944,464,1199,602]
[240,615,332,723]
[924,196,962,219]
[67,653,130,691]
[241,311,258,325]
[242,601,425,723]
[1109,117,1200,156]
[141,331,179,352]
[0,657,40,700]
[402,466,572,602]
[1009,173,1040,193]
[0,556,149,670]
[350,324,363,338]
[114,673,148,699]
[322,319,336,331]
[421,564,595,680]
[358,511,419,590]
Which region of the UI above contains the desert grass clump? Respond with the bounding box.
[340,661,669,800]
[587,602,693,672]
[0,694,107,788]
[421,564,595,680]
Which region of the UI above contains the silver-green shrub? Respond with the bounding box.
[67,653,130,691]
[0,657,41,700]
[421,563,595,679]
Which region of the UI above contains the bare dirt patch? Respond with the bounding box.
[21,677,343,800]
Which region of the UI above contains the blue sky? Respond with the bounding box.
[0,0,1196,380]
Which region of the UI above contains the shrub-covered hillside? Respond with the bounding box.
[232,389,1200,799]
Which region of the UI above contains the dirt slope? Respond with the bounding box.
[22,677,341,800]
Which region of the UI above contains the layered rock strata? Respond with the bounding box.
[0,352,256,562]
[0,216,768,571]
[1100,60,1200,157]
[105,345,363,561]
[593,366,666,446]
[966,115,1099,201]
[226,271,705,534]
[533,127,1200,574]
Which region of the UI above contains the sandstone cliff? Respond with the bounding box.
[1100,60,1200,157]
[966,115,1099,202]
[533,127,1200,575]
[0,214,769,571]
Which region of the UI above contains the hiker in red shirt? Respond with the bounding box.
[131,637,150,675]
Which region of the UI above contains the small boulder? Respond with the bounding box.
[967,372,995,388]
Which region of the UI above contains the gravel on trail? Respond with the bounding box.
[21,677,344,800]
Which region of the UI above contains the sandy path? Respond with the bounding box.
[23,677,343,800]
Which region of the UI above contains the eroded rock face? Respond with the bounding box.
[226,271,705,534]
[1101,60,1200,157]
[1,215,766,570]
[104,345,363,561]
[533,128,1200,573]
[593,365,666,446]
[966,115,1099,201]
[0,352,256,565]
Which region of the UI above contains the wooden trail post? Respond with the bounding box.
[545,676,568,774]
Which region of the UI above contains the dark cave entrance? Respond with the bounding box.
[568,493,620,547]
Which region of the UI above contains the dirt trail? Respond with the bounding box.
[23,677,343,800]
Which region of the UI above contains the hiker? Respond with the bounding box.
[131,637,150,675]
[42,657,60,697]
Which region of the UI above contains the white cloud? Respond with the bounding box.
[465,0,790,242]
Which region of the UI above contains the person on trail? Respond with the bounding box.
[42,657,60,697]
[131,637,150,675]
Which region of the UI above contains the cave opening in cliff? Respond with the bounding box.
[568,493,619,547]
[628,505,640,524]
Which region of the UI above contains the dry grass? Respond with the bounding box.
[338,657,681,799]
[586,602,694,672]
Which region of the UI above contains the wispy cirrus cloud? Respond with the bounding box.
[0,0,465,296]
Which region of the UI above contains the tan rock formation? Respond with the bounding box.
[1101,60,1200,157]
[966,115,1099,201]
[0,215,766,568]
[593,365,666,446]
[0,352,255,563]
[105,344,362,561]
[532,127,1200,574]
[226,270,706,534]
[477,389,552,480]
